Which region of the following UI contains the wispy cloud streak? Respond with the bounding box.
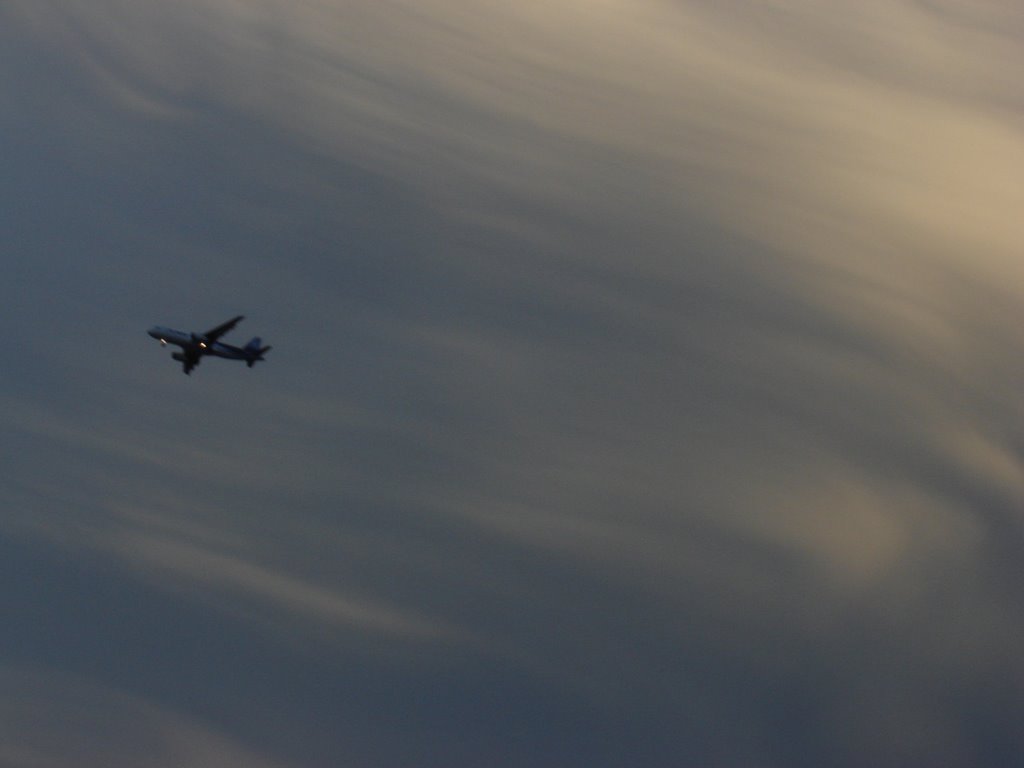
[3,1,1024,765]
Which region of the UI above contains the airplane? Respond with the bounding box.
[147,315,271,375]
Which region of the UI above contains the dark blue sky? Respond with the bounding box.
[3,2,1024,766]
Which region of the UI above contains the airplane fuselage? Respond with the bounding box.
[148,316,270,374]
[147,327,252,360]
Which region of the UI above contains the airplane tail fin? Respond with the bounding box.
[244,337,271,368]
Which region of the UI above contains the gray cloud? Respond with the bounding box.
[0,667,287,768]
[3,0,1024,765]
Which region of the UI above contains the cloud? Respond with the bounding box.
[0,666,287,768]
[102,522,462,643]
[4,0,1024,765]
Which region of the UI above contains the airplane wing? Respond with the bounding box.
[203,315,244,342]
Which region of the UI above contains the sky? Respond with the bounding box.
[2,1,1024,765]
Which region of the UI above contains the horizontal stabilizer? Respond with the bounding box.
[245,344,271,368]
